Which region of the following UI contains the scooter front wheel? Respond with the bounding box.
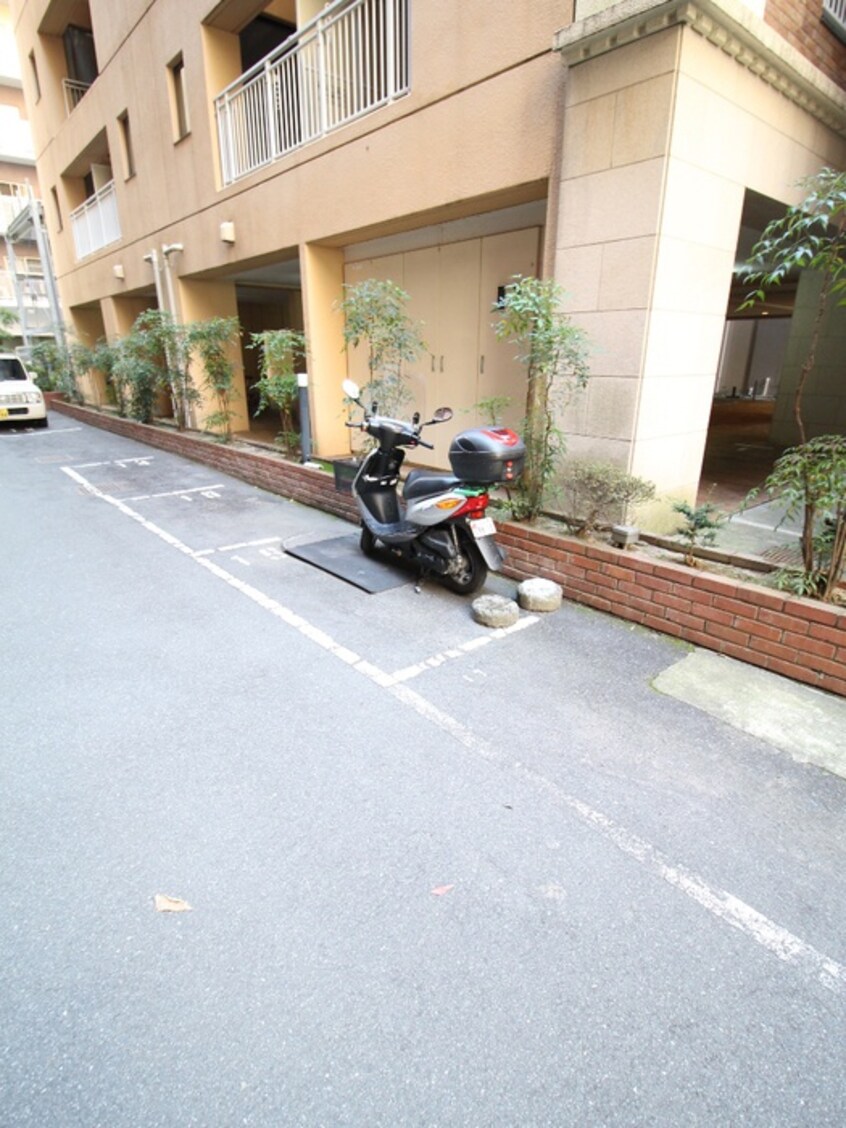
[441,530,487,595]
[360,524,379,558]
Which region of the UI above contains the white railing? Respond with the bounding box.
[823,0,846,41]
[70,179,121,259]
[0,190,29,235]
[63,78,91,115]
[215,0,409,186]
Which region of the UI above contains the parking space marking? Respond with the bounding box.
[193,538,286,565]
[2,425,82,437]
[72,457,154,469]
[60,460,846,997]
[390,681,846,998]
[217,536,282,553]
[389,616,537,683]
[124,484,226,501]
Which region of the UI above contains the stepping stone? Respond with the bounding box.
[517,578,563,612]
[471,594,520,628]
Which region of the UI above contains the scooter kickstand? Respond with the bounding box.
[414,568,429,594]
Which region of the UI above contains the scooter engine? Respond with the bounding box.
[412,528,455,574]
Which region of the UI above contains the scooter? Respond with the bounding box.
[342,378,525,594]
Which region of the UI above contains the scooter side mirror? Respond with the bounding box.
[431,407,453,423]
[342,379,361,401]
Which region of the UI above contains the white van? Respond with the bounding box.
[0,353,47,428]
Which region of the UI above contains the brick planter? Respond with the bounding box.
[53,401,846,699]
[497,522,846,699]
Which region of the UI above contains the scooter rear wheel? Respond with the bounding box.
[441,531,487,595]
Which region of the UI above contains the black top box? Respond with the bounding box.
[448,428,525,484]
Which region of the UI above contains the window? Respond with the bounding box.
[118,111,135,178]
[28,51,40,101]
[168,54,190,141]
[63,24,98,86]
[50,186,62,231]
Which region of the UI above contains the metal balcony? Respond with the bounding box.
[215,0,409,186]
[823,0,846,43]
[70,180,121,259]
[62,78,91,115]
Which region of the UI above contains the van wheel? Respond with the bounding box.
[441,532,487,595]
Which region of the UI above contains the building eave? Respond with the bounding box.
[554,0,846,138]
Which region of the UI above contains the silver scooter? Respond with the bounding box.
[342,378,524,594]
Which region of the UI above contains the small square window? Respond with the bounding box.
[28,50,41,101]
[50,186,62,231]
[118,110,135,178]
[168,54,190,141]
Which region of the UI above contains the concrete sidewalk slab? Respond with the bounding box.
[653,650,846,780]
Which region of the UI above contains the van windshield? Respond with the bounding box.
[0,358,27,381]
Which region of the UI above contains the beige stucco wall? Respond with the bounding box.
[11,0,846,495]
[554,8,846,527]
[11,0,563,293]
[11,0,566,455]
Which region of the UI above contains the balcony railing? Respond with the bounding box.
[70,180,121,259]
[215,0,409,186]
[63,78,91,115]
[823,0,846,42]
[0,190,29,236]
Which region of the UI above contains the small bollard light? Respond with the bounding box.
[297,372,312,464]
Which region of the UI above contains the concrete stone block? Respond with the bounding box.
[517,578,563,612]
[471,594,520,628]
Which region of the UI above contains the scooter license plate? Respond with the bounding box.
[469,517,496,539]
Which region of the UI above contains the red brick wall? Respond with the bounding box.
[765,0,846,87]
[497,522,846,698]
[54,402,846,699]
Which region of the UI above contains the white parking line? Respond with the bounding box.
[60,460,846,998]
[3,426,82,436]
[124,484,226,501]
[390,616,537,683]
[73,457,154,469]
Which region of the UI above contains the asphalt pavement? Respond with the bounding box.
[2,415,845,1127]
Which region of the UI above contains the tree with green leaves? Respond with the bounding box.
[567,461,655,537]
[752,436,846,601]
[338,279,425,417]
[0,308,17,349]
[248,327,307,455]
[672,500,726,567]
[738,167,846,596]
[737,166,846,445]
[493,275,590,520]
[189,316,241,440]
[131,309,196,430]
[27,337,90,403]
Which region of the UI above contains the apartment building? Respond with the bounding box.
[10,0,846,521]
[0,0,59,348]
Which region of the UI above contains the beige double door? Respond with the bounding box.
[344,226,539,468]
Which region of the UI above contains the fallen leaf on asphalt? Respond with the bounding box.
[430,884,455,896]
[154,894,192,913]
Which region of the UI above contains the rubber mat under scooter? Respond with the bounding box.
[285,534,410,593]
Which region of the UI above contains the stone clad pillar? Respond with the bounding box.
[553,0,846,528]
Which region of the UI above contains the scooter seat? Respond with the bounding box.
[403,470,460,500]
